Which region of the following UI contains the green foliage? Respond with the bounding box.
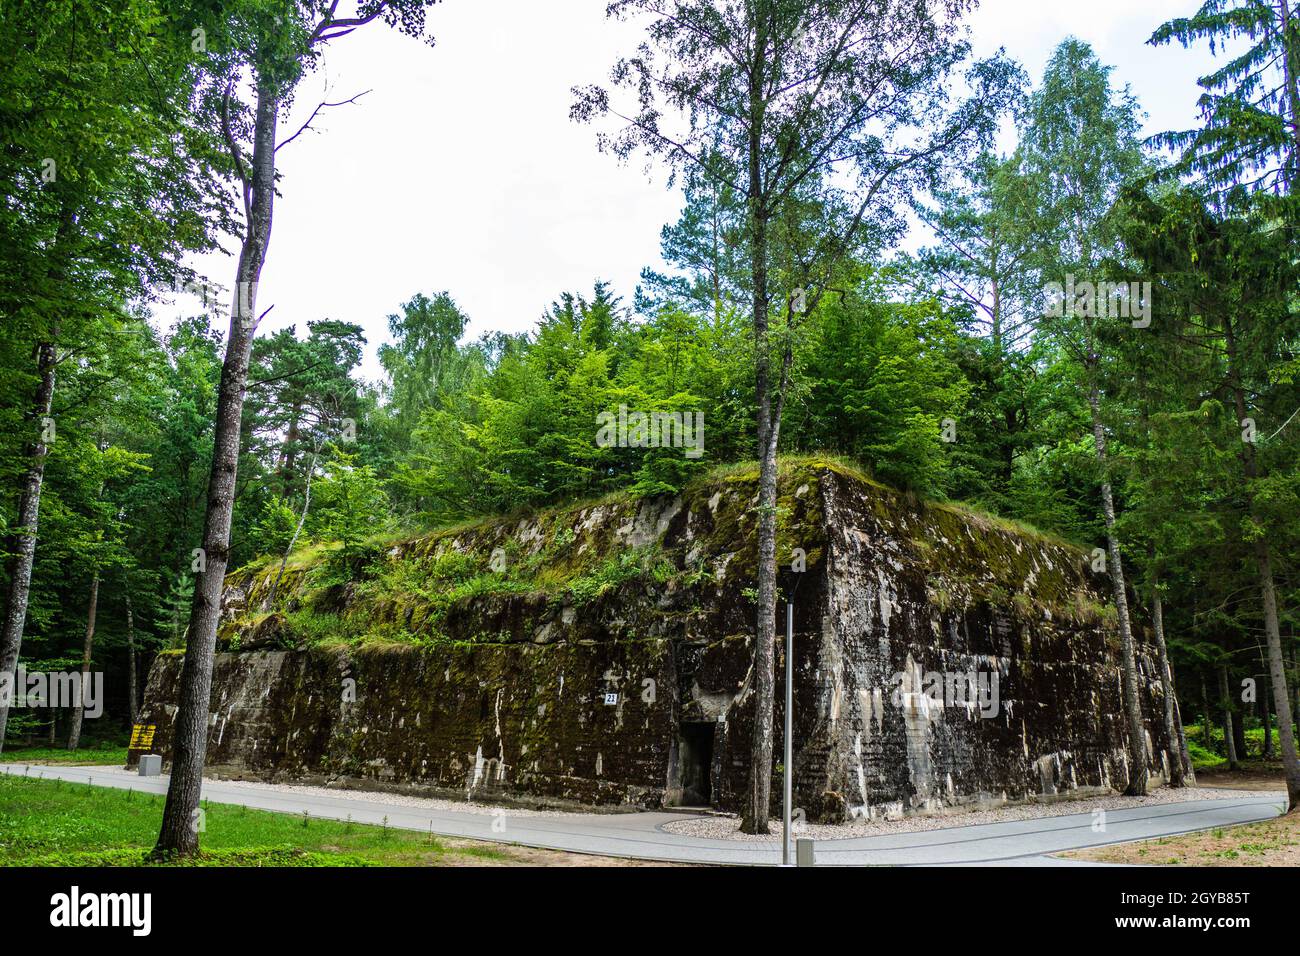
[253,499,303,559]
[788,267,972,497]
[1187,737,1226,772]
[1149,0,1300,204]
[156,573,196,649]
[2,4,1298,778]
[387,283,717,520]
[565,548,662,606]
[310,448,390,556]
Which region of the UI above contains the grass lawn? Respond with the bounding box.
[1,744,129,766]
[1063,805,1299,867]
[0,773,669,867]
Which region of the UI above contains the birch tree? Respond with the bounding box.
[1020,39,1153,794]
[574,0,1019,831]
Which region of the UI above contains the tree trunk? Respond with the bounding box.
[1201,672,1212,753]
[1248,538,1298,808]
[268,443,320,606]
[1277,0,1300,189]
[1261,654,1274,760]
[740,32,778,836]
[710,182,723,327]
[742,205,778,834]
[0,335,60,751]
[1293,650,1299,733]
[1085,380,1147,795]
[1233,705,1247,761]
[66,572,100,750]
[1176,685,1194,784]
[278,400,303,500]
[1223,319,1300,810]
[1220,665,1240,770]
[154,75,278,858]
[126,592,139,727]
[745,404,781,835]
[1150,577,1187,786]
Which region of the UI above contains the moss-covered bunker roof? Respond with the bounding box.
[218,456,1107,651]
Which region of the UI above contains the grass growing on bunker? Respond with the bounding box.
[219,454,1103,651]
[0,773,601,867]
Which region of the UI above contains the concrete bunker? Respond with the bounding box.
[131,460,1175,822]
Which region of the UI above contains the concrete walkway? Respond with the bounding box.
[2,763,1284,866]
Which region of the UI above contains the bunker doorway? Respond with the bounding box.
[678,722,715,806]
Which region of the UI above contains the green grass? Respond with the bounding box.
[1,744,128,766]
[1185,722,1286,769]
[1186,738,1226,772]
[0,773,517,867]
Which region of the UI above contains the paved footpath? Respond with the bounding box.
[1,763,1284,866]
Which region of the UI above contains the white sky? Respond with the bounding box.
[159,0,1230,383]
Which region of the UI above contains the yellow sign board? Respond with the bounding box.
[129,723,156,750]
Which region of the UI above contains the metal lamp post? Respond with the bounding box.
[782,599,793,866]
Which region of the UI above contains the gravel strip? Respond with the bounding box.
[213,778,609,819]
[659,786,1286,843]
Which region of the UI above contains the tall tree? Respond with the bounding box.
[0,0,229,748]
[1150,0,1300,812]
[1020,38,1153,794]
[1120,185,1300,810]
[64,572,99,751]
[640,169,749,323]
[904,152,1039,510]
[575,0,1019,831]
[1150,0,1300,200]
[247,320,366,502]
[154,0,443,858]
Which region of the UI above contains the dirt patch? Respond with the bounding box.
[1195,766,1289,792]
[1062,808,1299,867]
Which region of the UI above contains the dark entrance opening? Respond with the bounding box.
[678,722,714,806]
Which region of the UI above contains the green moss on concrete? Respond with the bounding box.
[218,456,1103,652]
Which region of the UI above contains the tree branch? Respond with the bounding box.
[276,90,372,153]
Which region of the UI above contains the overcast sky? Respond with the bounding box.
[160,0,1232,383]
